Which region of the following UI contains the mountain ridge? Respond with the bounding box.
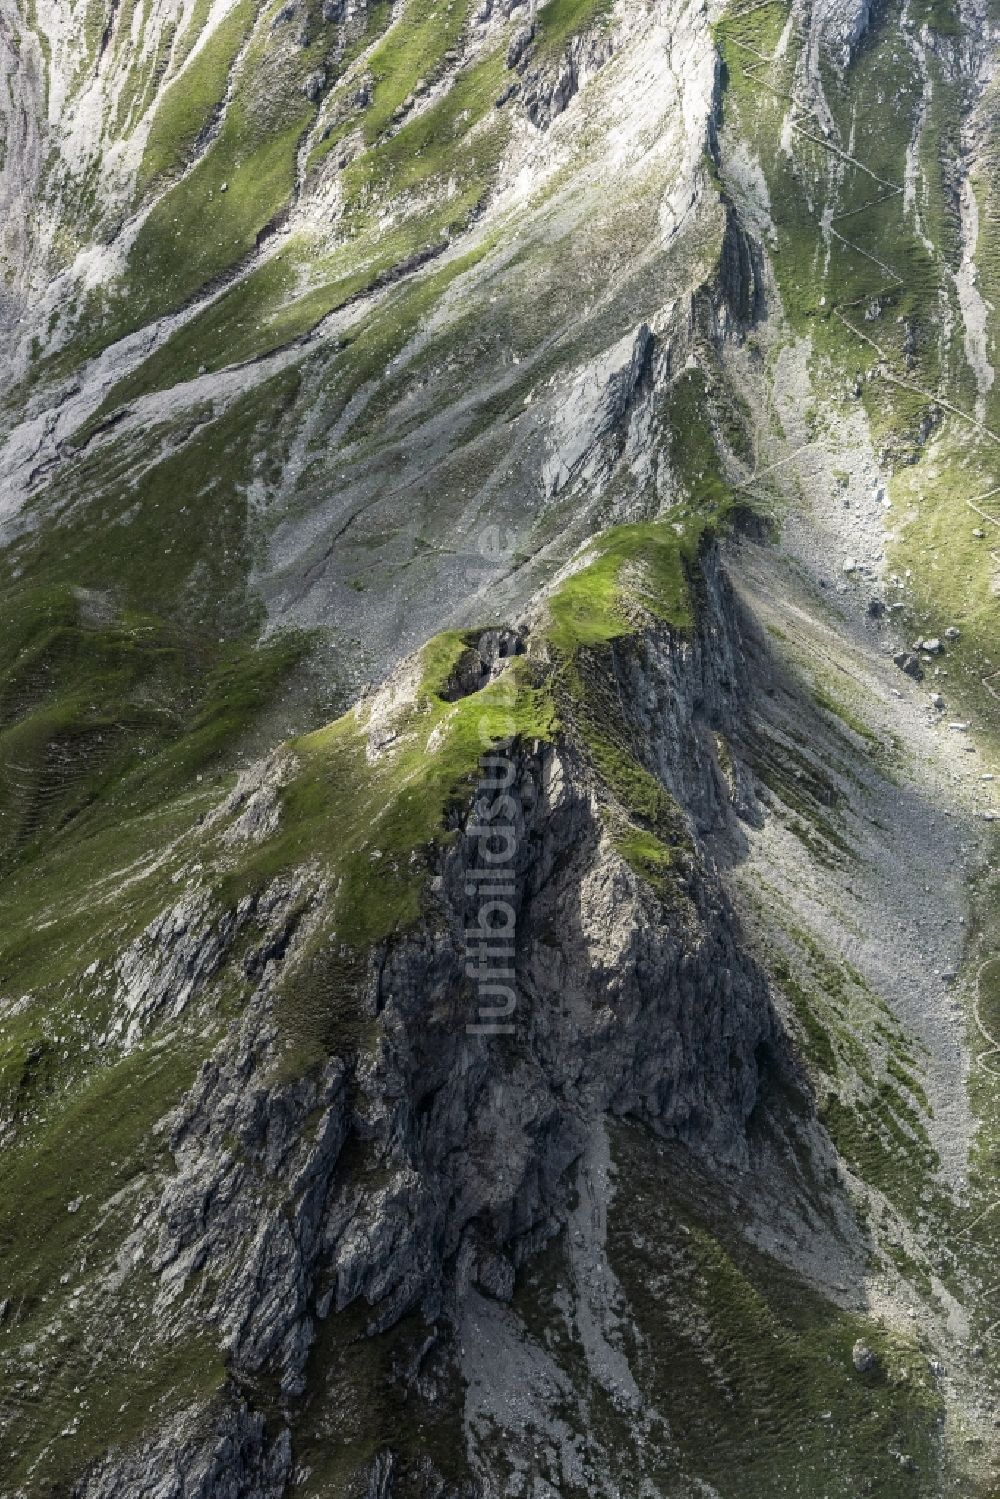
[0,0,999,1492]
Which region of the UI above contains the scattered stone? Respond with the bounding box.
[944,626,961,640]
[67,1197,82,1214]
[973,527,986,538]
[843,556,858,573]
[219,181,228,192]
[948,721,970,731]
[923,637,942,655]
[893,651,923,680]
[867,598,885,618]
[852,1340,878,1374]
[930,693,945,709]
[897,1453,916,1473]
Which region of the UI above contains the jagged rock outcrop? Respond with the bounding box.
[541,323,657,498]
[520,26,616,128]
[90,544,782,1487]
[812,0,874,64]
[712,205,765,339]
[76,1403,292,1499]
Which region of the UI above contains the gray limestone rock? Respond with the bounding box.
[82,542,788,1488]
[542,324,655,499]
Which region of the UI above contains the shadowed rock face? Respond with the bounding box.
[71,535,799,1498]
[1,0,1000,1494]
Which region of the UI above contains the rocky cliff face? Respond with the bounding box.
[61,545,794,1495]
[1,0,999,1494]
